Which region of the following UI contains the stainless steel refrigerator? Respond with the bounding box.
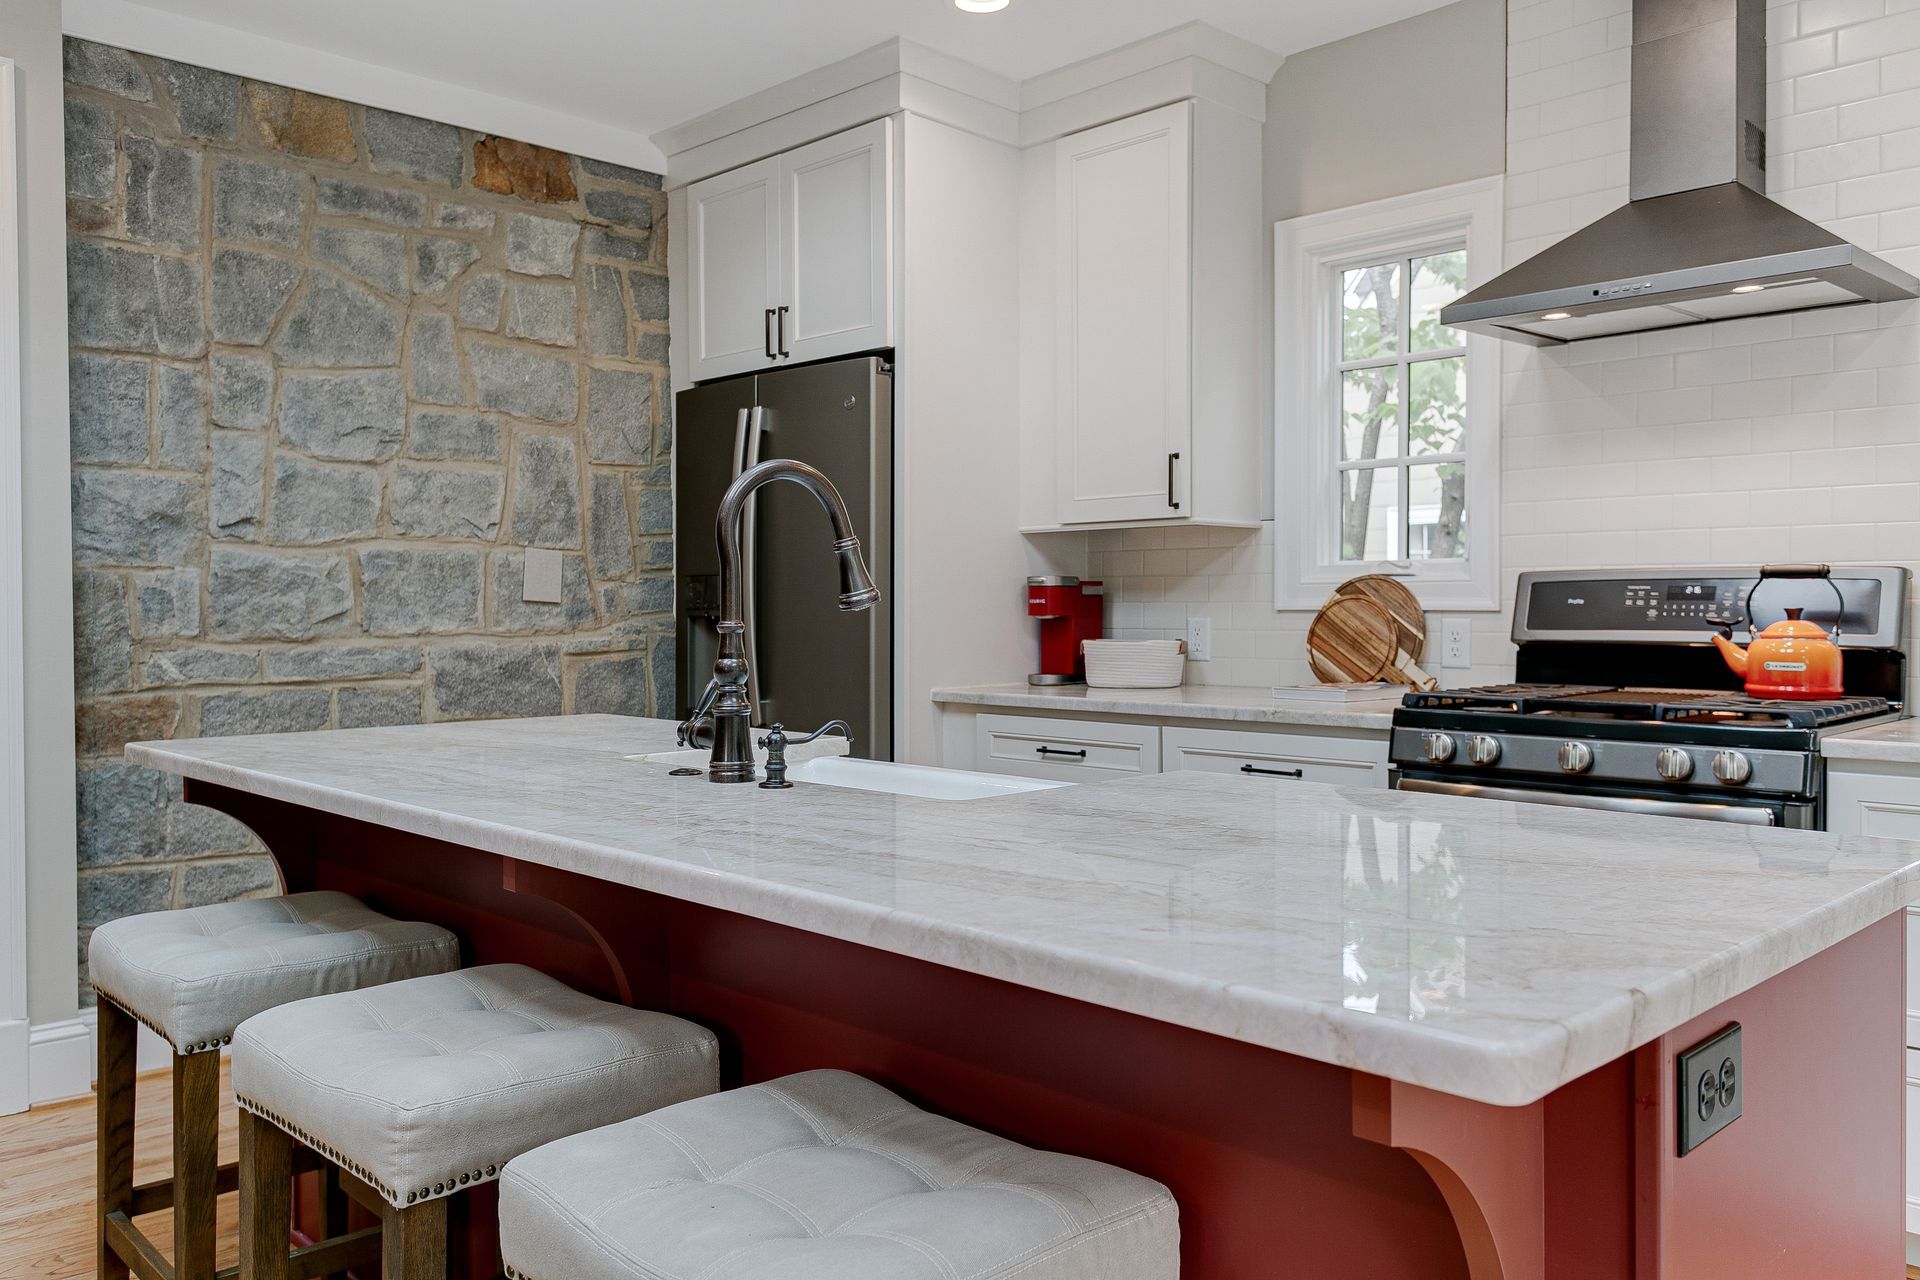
[674,356,893,760]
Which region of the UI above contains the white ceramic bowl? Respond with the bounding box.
[1081,639,1186,689]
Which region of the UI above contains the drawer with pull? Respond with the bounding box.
[1161,726,1388,788]
[974,714,1161,782]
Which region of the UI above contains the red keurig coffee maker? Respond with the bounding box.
[1027,576,1104,685]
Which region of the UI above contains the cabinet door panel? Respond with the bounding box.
[1055,102,1192,524]
[686,156,781,383]
[781,117,892,365]
[1162,726,1389,788]
[974,714,1159,783]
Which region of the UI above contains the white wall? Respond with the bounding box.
[2,0,81,1088]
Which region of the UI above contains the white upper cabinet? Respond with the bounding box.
[684,119,894,383]
[1054,103,1193,524]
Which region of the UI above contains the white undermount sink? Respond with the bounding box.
[784,756,1070,801]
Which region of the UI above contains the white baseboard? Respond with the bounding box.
[0,1018,26,1115]
[29,1017,92,1106]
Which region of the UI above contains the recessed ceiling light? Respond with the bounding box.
[1540,311,1572,321]
[955,0,1010,11]
[1731,284,1765,294]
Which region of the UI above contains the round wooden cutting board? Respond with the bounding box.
[1334,574,1427,663]
[1306,595,1398,684]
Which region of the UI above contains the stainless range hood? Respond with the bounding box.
[1443,0,1920,345]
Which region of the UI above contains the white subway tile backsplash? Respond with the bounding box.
[1800,0,1887,36]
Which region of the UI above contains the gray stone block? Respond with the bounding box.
[266,452,380,544]
[77,760,170,867]
[132,568,201,639]
[167,803,258,859]
[634,484,672,535]
[74,570,133,695]
[458,272,505,330]
[209,431,265,540]
[505,213,579,277]
[70,353,150,465]
[572,651,650,716]
[431,643,563,719]
[213,157,303,247]
[409,312,464,406]
[124,135,200,250]
[211,354,273,429]
[274,268,403,368]
[208,548,354,640]
[179,856,278,905]
[583,265,628,358]
[490,551,593,631]
[585,367,651,464]
[73,471,200,566]
[158,60,240,140]
[199,688,330,737]
[638,538,673,570]
[509,435,582,548]
[313,224,407,297]
[407,409,500,462]
[649,633,676,717]
[629,270,669,323]
[413,235,480,294]
[466,340,577,422]
[337,686,423,729]
[64,96,116,201]
[364,107,464,186]
[391,464,504,540]
[64,38,151,101]
[156,364,207,470]
[581,226,650,262]
[278,370,406,461]
[359,547,484,635]
[587,470,634,578]
[635,332,670,364]
[211,248,301,345]
[585,189,654,231]
[506,279,577,346]
[264,645,423,682]
[578,156,664,190]
[316,177,425,226]
[144,647,258,685]
[436,201,495,231]
[78,866,174,929]
[68,241,206,357]
[627,576,675,615]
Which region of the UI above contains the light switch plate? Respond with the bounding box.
[523,547,564,604]
[1676,1022,1742,1156]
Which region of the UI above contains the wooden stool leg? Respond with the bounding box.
[172,1050,222,1280]
[317,1164,351,1280]
[239,1110,292,1280]
[381,1199,447,1280]
[95,1001,136,1280]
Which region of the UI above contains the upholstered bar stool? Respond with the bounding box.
[88,890,461,1280]
[231,963,719,1279]
[499,1069,1181,1280]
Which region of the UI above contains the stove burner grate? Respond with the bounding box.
[1401,684,1616,713]
[1654,693,1892,729]
[1404,684,1893,729]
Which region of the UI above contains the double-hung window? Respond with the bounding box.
[1274,178,1502,611]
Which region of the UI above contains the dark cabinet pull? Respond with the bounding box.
[777,305,790,357]
[1240,763,1303,778]
[1036,745,1087,758]
[764,309,775,360]
[1167,452,1181,510]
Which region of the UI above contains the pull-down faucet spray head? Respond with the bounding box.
[834,537,881,611]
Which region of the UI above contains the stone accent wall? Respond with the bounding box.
[63,38,673,995]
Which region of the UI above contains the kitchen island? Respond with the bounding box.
[128,715,1920,1279]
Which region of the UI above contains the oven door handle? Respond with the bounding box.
[1394,776,1778,826]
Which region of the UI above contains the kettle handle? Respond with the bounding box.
[1744,564,1846,641]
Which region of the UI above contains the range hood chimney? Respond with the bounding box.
[1442,0,1919,345]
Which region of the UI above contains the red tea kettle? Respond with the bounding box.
[1709,565,1845,700]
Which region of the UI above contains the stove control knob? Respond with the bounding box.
[1711,750,1753,786]
[1423,733,1457,765]
[1656,747,1695,782]
[1557,741,1594,774]
[1466,735,1502,766]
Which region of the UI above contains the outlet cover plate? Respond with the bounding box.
[1676,1022,1742,1156]
[1441,616,1471,669]
[523,547,564,604]
[1185,616,1211,662]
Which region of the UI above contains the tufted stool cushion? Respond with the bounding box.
[498,1069,1180,1280]
[88,889,461,1054]
[233,963,719,1209]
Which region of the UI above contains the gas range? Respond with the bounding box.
[1389,567,1910,829]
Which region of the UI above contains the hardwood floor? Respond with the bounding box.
[0,1062,240,1280]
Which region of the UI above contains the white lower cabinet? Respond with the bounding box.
[1160,726,1388,788]
[974,714,1160,783]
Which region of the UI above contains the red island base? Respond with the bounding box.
[191,780,1906,1280]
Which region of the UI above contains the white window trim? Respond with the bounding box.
[1274,176,1503,612]
[0,56,30,1116]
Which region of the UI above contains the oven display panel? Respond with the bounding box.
[1526,577,1883,632]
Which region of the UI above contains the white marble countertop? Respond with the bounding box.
[931,682,1399,730]
[129,715,1920,1107]
[1824,719,1920,765]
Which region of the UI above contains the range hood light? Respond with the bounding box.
[1730,284,1765,294]
[954,0,1010,11]
[1540,311,1573,321]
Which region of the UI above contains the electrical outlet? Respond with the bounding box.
[1676,1022,1743,1156]
[1441,616,1472,669]
[1185,616,1212,662]
[522,547,564,604]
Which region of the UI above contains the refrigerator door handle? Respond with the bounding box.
[742,405,766,722]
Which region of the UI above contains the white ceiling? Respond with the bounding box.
[70,0,1461,172]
